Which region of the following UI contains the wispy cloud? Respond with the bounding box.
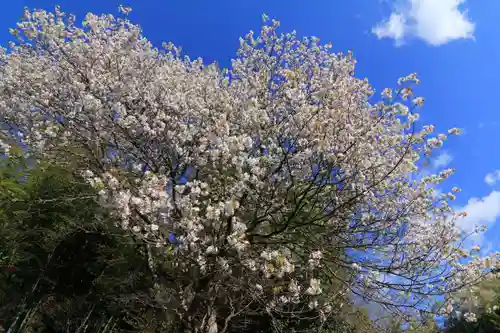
[432,151,453,169]
[485,170,500,186]
[372,0,475,46]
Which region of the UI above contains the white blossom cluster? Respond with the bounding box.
[0,6,497,323]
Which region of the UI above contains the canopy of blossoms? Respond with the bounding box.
[0,5,496,329]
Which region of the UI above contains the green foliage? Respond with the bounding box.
[0,151,381,333]
[0,157,169,332]
[0,154,380,332]
[443,272,500,333]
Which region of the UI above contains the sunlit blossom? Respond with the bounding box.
[0,7,495,329]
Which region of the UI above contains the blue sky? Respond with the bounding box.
[1,0,500,252]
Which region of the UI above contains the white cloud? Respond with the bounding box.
[439,169,500,250]
[485,170,500,186]
[372,0,475,46]
[455,190,500,247]
[432,151,453,169]
[372,13,407,45]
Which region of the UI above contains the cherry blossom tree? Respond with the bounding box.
[0,5,496,332]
